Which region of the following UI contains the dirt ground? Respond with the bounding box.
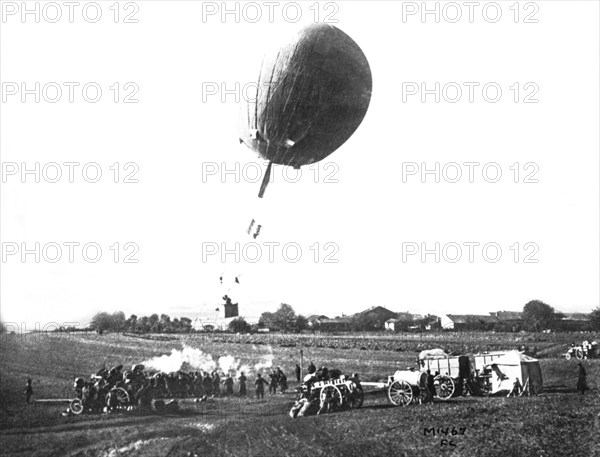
[1,332,598,457]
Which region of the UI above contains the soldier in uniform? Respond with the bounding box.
[212,371,221,397]
[577,363,588,394]
[202,372,213,397]
[255,373,268,399]
[238,372,247,396]
[278,368,288,394]
[224,374,234,396]
[24,378,33,404]
[269,370,279,395]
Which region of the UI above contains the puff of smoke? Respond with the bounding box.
[254,345,274,374]
[143,346,216,373]
[142,345,276,378]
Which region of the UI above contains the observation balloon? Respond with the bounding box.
[239,23,372,197]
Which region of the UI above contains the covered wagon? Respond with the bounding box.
[484,351,543,396]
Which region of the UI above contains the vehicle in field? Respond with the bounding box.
[418,351,543,398]
[564,341,598,360]
[418,355,470,400]
[295,374,364,411]
[361,369,433,407]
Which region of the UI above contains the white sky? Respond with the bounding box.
[1,1,598,328]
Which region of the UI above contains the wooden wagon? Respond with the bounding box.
[296,376,364,411]
[361,370,432,407]
[418,355,470,401]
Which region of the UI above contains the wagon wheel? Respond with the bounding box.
[575,349,584,360]
[69,398,84,415]
[434,376,455,401]
[388,380,413,407]
[106,387,130,408]
[319,385,342,411]
[346,383,364,409]
[565,352,571,360]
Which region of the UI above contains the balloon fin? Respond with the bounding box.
[258,161,273,198]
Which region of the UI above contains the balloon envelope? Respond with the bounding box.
[240,23,372,169]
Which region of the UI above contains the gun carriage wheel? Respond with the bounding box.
[319,385,343,411]
[69,398,84,415]
[345,383,364,409]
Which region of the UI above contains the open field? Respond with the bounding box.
[1,332,599,457]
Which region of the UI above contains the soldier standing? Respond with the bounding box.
[24,378,33,404]
[577,363,588,394]
[278,368,288,394]
[295,364,301,382]
[202,372,213,397]
[255,373,268,399]
[224,374,234,396]
[238,372,247,396]
[212,372,221,397]
[269,370,278,395]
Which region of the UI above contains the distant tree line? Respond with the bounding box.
[91,311,193,334]
[87,301,600,335]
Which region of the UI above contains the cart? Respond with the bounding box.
[296,375,364,411]
[361,370,432,407]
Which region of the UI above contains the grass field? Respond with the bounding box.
[1,332,599,457]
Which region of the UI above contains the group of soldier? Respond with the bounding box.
[22,362,301,414]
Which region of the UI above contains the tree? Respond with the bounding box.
[229,317,251,333]
[590,306,600,330]
[179,317,193,333]
[273,303,297,332]
[126,314,138,332]
[522,300,555,331]
[160,314,171,332]
[295,315,308,332]
[259,312,276,329]
[91,311,126,333]
[91,312,113,332]
[112,311,126,331]
[148,314,160,333]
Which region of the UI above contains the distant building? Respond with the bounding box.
[306,315,329,328]
[353,306,398,330]
[440,314,498,331]
[489,311,524,332]
[319,317,353,332]
[554,313,591,331]
[385,312,416,331]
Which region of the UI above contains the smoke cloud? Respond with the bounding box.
[142,345,276,377]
